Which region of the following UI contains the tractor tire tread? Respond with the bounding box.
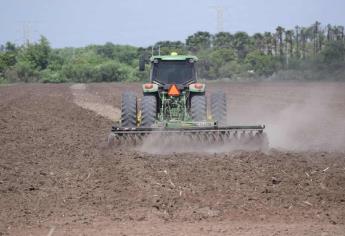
[141,95,157,127]
[211,92,227,126]
[191,95,207,121]
[121,92,137,127]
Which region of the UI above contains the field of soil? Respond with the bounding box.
[0,81,345,235]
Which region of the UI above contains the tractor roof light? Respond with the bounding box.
[168,84,180,96]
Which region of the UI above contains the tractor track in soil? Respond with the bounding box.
[70,83,120,122]
[0,82,345,235]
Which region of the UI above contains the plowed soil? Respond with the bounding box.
[0,82,345,235]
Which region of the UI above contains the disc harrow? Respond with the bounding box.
[108,125,268,151]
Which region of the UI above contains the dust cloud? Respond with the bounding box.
[137,131,266,154]
[139,82,345,154]
[266,86,345,152]
[228,82,345,152]
[137,133,241,154]
[137,133,199,154]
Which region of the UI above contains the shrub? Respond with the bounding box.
[61,60,138,82]
[40,69,66,83]
[4,61,40,83]
[95,61,135,82]
[0,75,8,84]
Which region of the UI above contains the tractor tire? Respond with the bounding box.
[191,94,207,121]
[140,95,157,127]
[121,92,137,128]
[211,92,227,126]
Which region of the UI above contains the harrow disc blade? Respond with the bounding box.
[108,125,268,151]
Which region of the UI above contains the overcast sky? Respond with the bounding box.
[1,0,345,48]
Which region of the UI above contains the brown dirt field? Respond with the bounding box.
[0,82,345,235]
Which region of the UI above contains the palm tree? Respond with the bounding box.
[186,31,212,52]
[264,32,273,55]
[295,26,301,58]
[318,28,325,52]
[327,24,333,41]
[253,33,265,52]
[300,27,307,59]
[285,30,294,57]
[337,26,344,41]
[272,33,278,56]
[233,32,251,60]
[213,32,234,48]
[313,21,321,54]
[276,26,285,57]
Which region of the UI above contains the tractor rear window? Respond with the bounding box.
[152,60,195,85]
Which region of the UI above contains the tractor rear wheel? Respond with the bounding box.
[211,92,227,126]
[121,92,137,127]
[140,95,157,127]
[191,94,207,121]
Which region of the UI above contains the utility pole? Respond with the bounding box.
[210,6,226,32]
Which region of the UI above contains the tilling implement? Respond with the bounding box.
[108,52,268,150]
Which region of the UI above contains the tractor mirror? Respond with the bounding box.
[139,56,145,71]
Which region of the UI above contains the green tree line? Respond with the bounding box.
[1,21,344,83]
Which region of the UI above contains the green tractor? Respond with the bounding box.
[109,52,268,150]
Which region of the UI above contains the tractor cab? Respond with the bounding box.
[140,52,198,87]
[139,52,205,123]
[150,53,198,86]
